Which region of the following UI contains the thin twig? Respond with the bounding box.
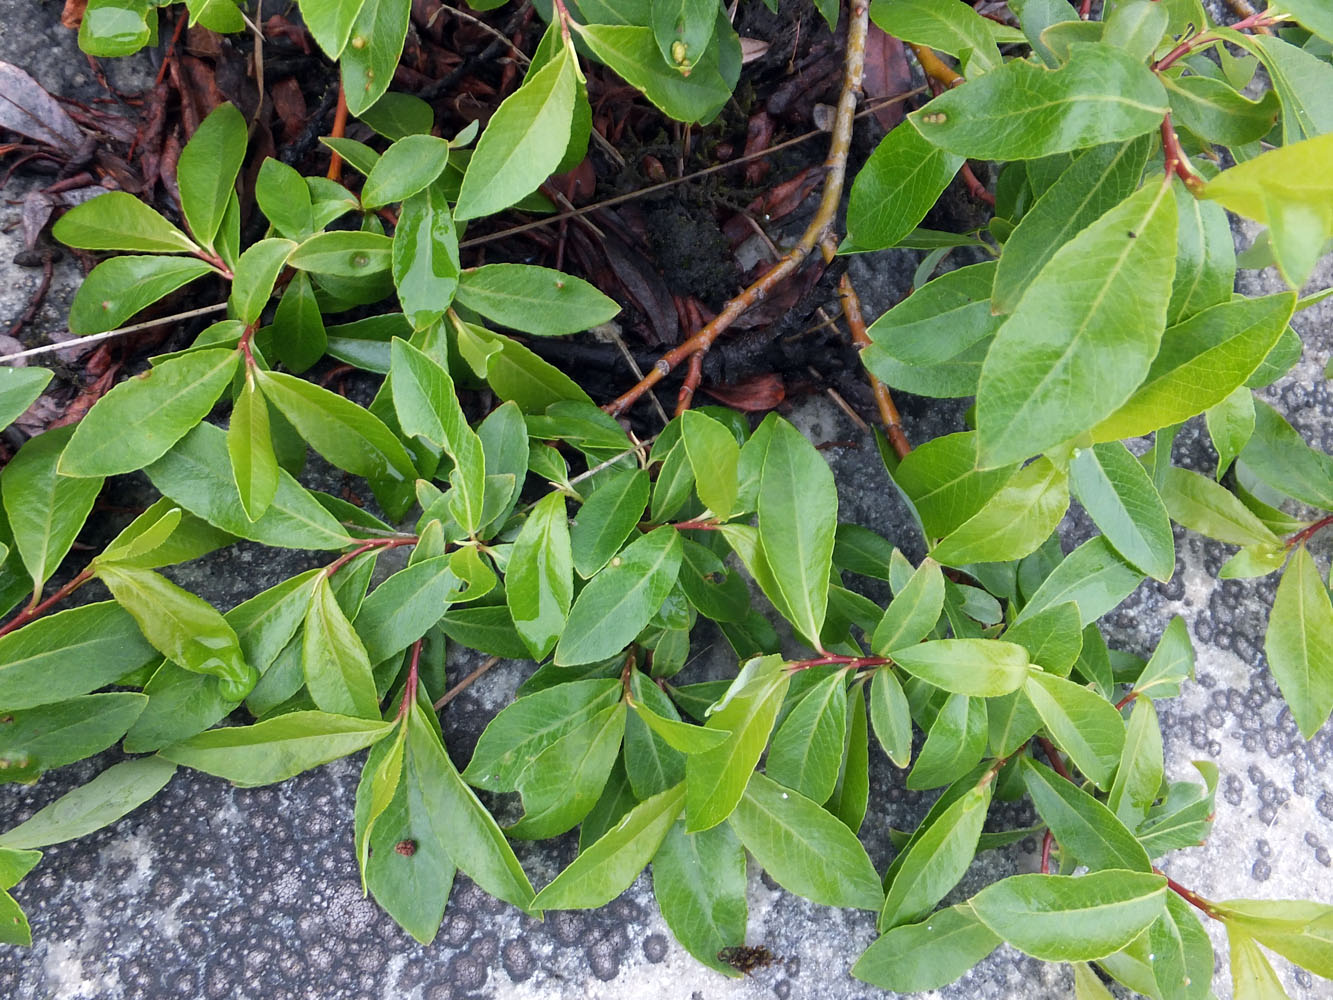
[604,1,872,418]
[431,3,532,63]
[435,655,501,709]
[0,302,230,365]
[327,83,348,182]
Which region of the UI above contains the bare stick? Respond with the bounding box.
[0,302,230,365]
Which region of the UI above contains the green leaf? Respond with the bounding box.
[685,654,789,832]
[554,527,682,666]
[756,418,837,649]
[0,757,175,849]
[361,134,450,208]
[908,693,986,790]
[1025,672,1125,789]
[255,158,314,240]
[60,348,239,477]
[869,668,912,767]
[78,0,152,57]
[354,719,406,883]
[909,44,1167,160]
[1159,467,1280,548]
[930,457,1070,564]
[455,45,576,221]
[649,0,716,72]
[1265,546,1333,740]
[68,255,216,335]
[508,702,627,839]
[1216,898,1333,978]
[177,102,247,250]
[1164,74,1280,147]
[288,230,393,278]
[0,368,51,432]
[1131,614,1195,700]
[892,431,1018,538]
[228,238,296,325]
[827,681,870,832]
[97,563,255,700]
[532,782,684,909]
[571,469,650,578]
[993,138,1154,314]
[1167,185,1236,326]
[680,410,739,519]
[1107,697,1164,829]
[977,180,1176,466]
[456,263,620,336]
[271,271,328,373]
[256,369,416,485]
[729,771,883,911]
[1207,386,1255,480]
[0,602,158,710]
[463,678,622,791]
[870,0,1003,74]
[227,377,279,521]
[1070,442,1174,581]
[299,0,367,57]
[1021,757,1151,871]
[1004,602,1083,676]
[1016,535,1145,627]
[892,639,1029,697]
[1,426,101,594]
[1228,927,1293,1000]
[844,120,964,252]
[1095,293,1297,441]
[302,574,380,718]
[505,491,573,660]
[354,556,459,664]
[53,190,197,253]
[0,846,41,888]
[340,0,411,115]
[0,693,147,784]
[452,319,593,412]
[160,710,394,785]
[972,870,1167,961]
[146,422,351,550]
[1240,401,1333,512]
[880,780,992,929]
[766,672,847,803]
[853,903,1001,992]
[872,558,944,655]
[391,187,461,331]
[653,821,747,976]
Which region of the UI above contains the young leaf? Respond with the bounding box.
[303,574,380,719]
[1070,442,1175,581]
[554,527,682,666]
[0,602,158,711]
[68,256,217,335]
[930,457,1069,564]
[0,368,51,432]
[392,186,461,331]
[891,639,1029,697]
[456,264,620,336]
[455,45,577,221]
[976,180,1176,466]
[1264,546,1333,740]
[506,491,573,661]
[680,410,739,519]
[1131,615,1195,700]
[908,44,1167,160]
[1025,672,1125,789]
[880,780,992,929]
[1228,927,1293,1000]
[729,772,883,911]
[255,157,315,240]
[757,418,837,649]
[361,134,450,208]
[908,693,986,790]
[766,672,847,803]
[52,190,198,253]
[160,711,394,785]
[1107,697,1164,829]
[971,870,1168,961]
[1021,757,1152,872]
[271,271,328,373]
[652,821,747,977]
[1159,467,1281,548]
[1016,535,1145,627]
[227,377,279,522]
[1216,898,1333,978]
[532,782,685,909]
[60,348,240,477]
[0,757,175,849]
[844,120,964,252]
[177,102,247,250]
[869,668,913,767]
[852,903,1001,992]
[872,558,944,655]
[571,469,650,578]
[1207,387,1255,480]
[1,425,102,594]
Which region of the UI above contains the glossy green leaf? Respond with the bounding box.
[909,44,1166,160]
[532,782,684,909]
[571,469,649,578]
[298,0,366,57]
[353,556,459,665]
[177,103,246,250]
[0,757,175,849]
[977,180,1176,466]
[1167,184,1236,326]
[302,574,380,719]
[844,120,964,252]
[972,870,1167,961]
[880,780,992,929]
[1131,615,1195,700]
[1025,672,1125,789]
[1207,386,1255,480]
[680,410,739,519]
[1106,697,1164,830]
[146,422,351,550]
[1159,467,1280,548]
[227,377,278,521]
[52,190,197,253]
[1165,73,1280,147]
[1216,898,1333,978]
[1240,401,1333,512]
[0,602,158,710]
[1004,602,1083,676]
[456,264,620,336]
[1265,546,1333,740]
[1017,535,1145,627]
[1,426,102,594]
[271,271,328,373]
[869,668,912,767]
[508,702,627,839]
[870,0,1002,74]
[60,348,239,477]
[160,710,394,785]
[0,693,147,784]
[339,0,411,115]
[685,654,789,832]
[1022,757,1151,871]
[288,230,392,278]
[68,255,216,335]
[892,431,1018,539]
[360,134,450,208]
[931,457,1069,564]
[506,491,573,660]
[255,158,315,240]
[766,672,847,803]
[872,557,944,656]
[652,821,747,976]
[392,187,460,331]
[1071,442,1174,581]
[649,0,715,72]
[853,903,1001,992]
[554,527,682,666]
[455,45,577,221]
[1228,927,1292,1000]
[229,238,296,325]
[908,693,986,790]
[630,701,728,754]
[730,772,883,911]
[0,368,51,432]
[453,319,593,412]
[891,639,1029,697]
[1094,293,1297,441]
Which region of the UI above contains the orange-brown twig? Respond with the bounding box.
[908,42,962,89]
[326,82,348,182]
[835,268,910,459]
[604,2,871,418]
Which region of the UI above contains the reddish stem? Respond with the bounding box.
[788,654,892,673]
[324,537,417,577]
[1287,515,1333,550]
[1078,0,1092,18]
[327,83,348,182]
[1156,868,1221,919]
[0,567,94,639]
[1115,690,1139,711]
[1160,115,1205,194]
[1037,736,1074,782]
[395,639,423,721]
[1040,829,1054,873]
[960,163,996,207]
[671,518,723,531]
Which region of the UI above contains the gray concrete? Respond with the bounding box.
[3,4,1333,999]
